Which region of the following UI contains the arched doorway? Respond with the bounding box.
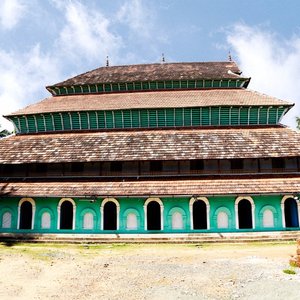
[238,199,253,229]
[193,200,207,229]
[103,201,117,230]
[284,198,299,227]
[60,201,73,229]
[19,201,33,229]
[147,201,161,230]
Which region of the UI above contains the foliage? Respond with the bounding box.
[296,117,300,131]
[0,125,11,138]
[283,269,296,275]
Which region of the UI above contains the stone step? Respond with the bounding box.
[0,231,300,244]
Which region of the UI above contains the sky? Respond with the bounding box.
[1,0,300,130]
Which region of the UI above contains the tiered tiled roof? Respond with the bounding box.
[1,177,300,197]
[7,89,291,116]
[48,61,246,88]
[0,127,299,164]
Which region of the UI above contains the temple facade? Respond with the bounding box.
[0,61,300,235]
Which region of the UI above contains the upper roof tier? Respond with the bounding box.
[46,61,250,95]
[4,61,294,133]
[50,61,244,86]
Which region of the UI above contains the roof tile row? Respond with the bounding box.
[0,127,299,164]
[49,61,245,87]
[1,177,300,197]
[8,89,291,116]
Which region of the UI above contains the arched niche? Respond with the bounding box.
[80,208,97,230]
[167,207,186,230]
[259,205,277,228]
[213,207,232,229]
[123,208,140,231]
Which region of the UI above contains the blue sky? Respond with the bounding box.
[1,0,300,129]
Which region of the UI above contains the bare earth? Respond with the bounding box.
[0,242,299,300]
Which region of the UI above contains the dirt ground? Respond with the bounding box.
[0,241,299,300]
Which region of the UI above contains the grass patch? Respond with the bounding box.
[283,269,296,275]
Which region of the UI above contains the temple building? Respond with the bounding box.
[0,60,300,236]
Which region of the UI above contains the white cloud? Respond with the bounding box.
[227,24,300,129]
[117,0,153,38]
[0,45,61,130]
[0,0,27,30]
[57,1,122,65]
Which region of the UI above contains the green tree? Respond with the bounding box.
[297,117,300,131]
[0,125,11,138]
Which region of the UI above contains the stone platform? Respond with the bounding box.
[0,231,300,244]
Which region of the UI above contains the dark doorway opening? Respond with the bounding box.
[103,201,117,230]
[60,201,73,229]
[147,201,161,230]
[238,199,253,229]
[19,201,33,229]
[284,198,299,227]
[193,200,207,229]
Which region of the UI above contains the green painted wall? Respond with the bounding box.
[0,194,298,234]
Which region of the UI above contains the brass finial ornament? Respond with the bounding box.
[106,56,109,67]
[228,51,232,62]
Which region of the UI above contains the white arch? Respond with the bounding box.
[189,197,210,230]
[101,198,120,230]
[235,196,255,229]
[281,195,300,228]
[144,198,164,230]
[18,198,36,230]
[57,198,76,230]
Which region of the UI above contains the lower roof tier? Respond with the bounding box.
[8,89,291,116]
[0,126,300,164]
[6,89,292,134]
[1,176,300,197]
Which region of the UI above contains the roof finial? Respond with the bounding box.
[106,56,109,67]
[228,51,232,62]
[161,53,165,63]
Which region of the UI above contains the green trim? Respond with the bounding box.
[10,106,288,134]
[51,79,248,96]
